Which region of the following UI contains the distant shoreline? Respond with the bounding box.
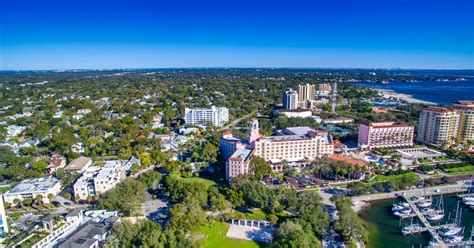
[374,88,437,105]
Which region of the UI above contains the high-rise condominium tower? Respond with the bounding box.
[283,89,298,110]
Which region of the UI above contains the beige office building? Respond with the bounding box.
[298,84,315,101]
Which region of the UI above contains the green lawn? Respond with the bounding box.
[373,172,420,182]
[446,165,474,173]
[198,221,263,248]
[181,177,217,188]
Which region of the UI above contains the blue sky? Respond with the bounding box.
[0,0,473,70]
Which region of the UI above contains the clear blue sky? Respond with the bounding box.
[0,0,473,70]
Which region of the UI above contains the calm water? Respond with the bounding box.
[359,194,474,248]
[354,80,474,105]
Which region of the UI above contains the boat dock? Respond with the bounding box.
[402,195,448,247]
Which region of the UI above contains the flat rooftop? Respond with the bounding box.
[222,135,247,143]
[65,156,91,171]
[230,147,253,161]
[366,122,412,128]
[282,126,315,136]
[265,134,308,141]
[5,177,60,195]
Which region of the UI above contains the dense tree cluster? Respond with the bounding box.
[331,195,368,244]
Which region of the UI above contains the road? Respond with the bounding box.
[219,111,257,131]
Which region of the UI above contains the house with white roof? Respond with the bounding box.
[3,177,62,204]
[5,125,27,139]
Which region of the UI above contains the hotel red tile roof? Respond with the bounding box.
[328,154,367,167]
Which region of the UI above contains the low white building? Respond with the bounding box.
[322,117,354,124]
[276,109,313,118]
[3,177,62,204]
[32,209,118,248]
[77,109,92,114]
[71,142,85,154]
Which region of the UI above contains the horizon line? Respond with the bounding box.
[1,66,474,72]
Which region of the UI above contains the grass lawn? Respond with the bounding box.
[197,221,263,248]
[446,165,474,173]
[181,177,217,188]
[418,158,432,163]
[373,171,420,182]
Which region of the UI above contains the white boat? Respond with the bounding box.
[402,202,410,208]
[417,201,432,208]
[392,205,404,211]
[420,207,435,215]
[427,195,445,221]
[402,223,423,235]
[438,226,463,237]
[427,213,444,221]
[443,235,463,243]
[393,211,407,217]
[463,200,474,206]
[399,208,412,214]
[463,196,474,202]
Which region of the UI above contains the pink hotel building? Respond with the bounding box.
[221,119,334,180]
[358,122,414,150]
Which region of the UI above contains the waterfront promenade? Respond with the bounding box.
[352,180,469,212]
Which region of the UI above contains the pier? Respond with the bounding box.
[401,194,474,248]
[402,195,448,247]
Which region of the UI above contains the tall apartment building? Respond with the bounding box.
[298,84,315,101]
[73,160,127,201]
[316,83,332,95]
[318,83,332,93]
[184,106,229,127]
[452,101,474,144]
[283,89,298,110]
[221,119,334,180]
[358,122,414,150]
[417,107,460,146]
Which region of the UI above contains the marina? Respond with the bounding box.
[359,185,474,248]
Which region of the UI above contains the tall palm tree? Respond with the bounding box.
[103,234,120,248]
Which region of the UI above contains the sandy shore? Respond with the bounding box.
[353,199,369,213]
[375,89,437,105]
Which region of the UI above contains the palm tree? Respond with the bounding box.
[35,194,44,205]
[47,193,55,203]
[13,198,21,208]
[22,198,33,207]
[64,192,71,201]
[103,234,120,248]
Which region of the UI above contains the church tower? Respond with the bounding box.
[248,119,261,147]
